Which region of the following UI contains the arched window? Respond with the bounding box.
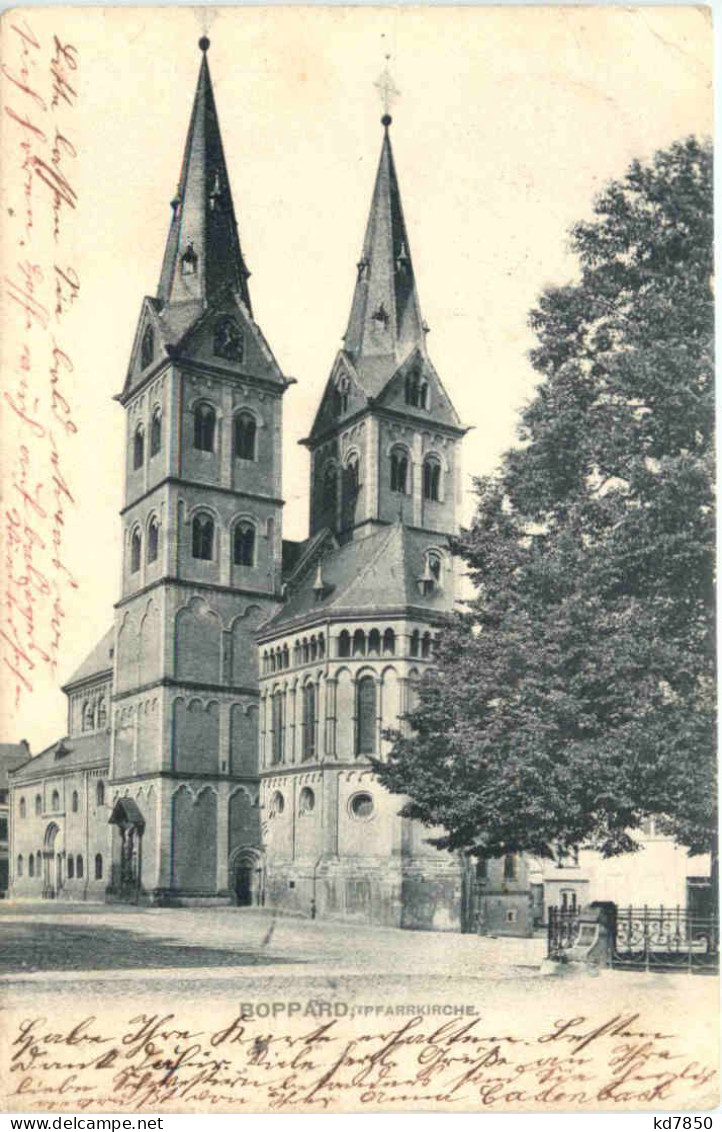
[419,381,429,410]
[141,325,154,370]
[283,644,290,668]
[423,457,441,502]
[82,700,94,731]
[503,854,517,881]
[336,377,349,415]
[390,448,409,494]
[302,683,316,761]
[17,855,23,878]
[131,528,142,573]
[34,795,41,816]
[147,516,160,563]
[234,412,256,461]
[193,403,216,452]
[96,780,105,807]
[322,462,338,526]
[405,372,419,407]
[356,675,377,755]
[95,853,103,880]
[427,552,442,582]
[353,629,366,657]
[271,692,284,765]
[299,786,315,815]
[150,408,162,457]
[338,630,351,658]
[318,635,325,659]
[76,855,84,879]
[71,790,79,813]
[29,854,35,878]
[302,639,309,664]
[383,628,396,655]
[368,629,381,656]
[68,855,75,879]
[269,791,284,818]
[181,241,198,275]
[97,698,107,728]
[233,522,255,567]
[192,514,214,560]
[35,851,41,876]
[133,424,144,470]
[19,797,26,819]
[51,790,60,811]
[421,632,432,659]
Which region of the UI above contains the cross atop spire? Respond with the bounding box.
[156,39,252,312]
[343,115,426,369]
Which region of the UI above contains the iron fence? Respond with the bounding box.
[612,905,719,973]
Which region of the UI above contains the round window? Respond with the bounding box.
[270,791,284,817]
[299,787,315,815]
[349,791,374,820]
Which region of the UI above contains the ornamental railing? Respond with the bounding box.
[612,905,719,972]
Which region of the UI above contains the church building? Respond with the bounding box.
[9,40,469,930]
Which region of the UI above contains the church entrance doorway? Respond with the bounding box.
[109,797,146,901]
[230,848,263,907]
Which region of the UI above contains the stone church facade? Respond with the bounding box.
[9,41,469,929]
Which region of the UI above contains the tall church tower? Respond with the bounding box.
[109,39,288,902]
[306,114,465,544]
[257,112,468,930]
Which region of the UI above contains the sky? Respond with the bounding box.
[0,5,712,752]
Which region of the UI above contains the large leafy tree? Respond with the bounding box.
[376,137,714,862]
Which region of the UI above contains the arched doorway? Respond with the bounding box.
[43,822,60,899]
[230,847,263,907]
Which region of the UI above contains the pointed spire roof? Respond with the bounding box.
[343,116,427,371]
[157,38,252,312]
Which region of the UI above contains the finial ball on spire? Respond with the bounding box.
[199,36,210,52]
[381,114,392,128]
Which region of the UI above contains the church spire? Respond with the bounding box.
[157,38,252,312]
[343,115,427,366]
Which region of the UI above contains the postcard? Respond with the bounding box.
[0,5,716,1114]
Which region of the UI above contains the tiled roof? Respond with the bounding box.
[63,627,114,690]
[260,522,452,635]
[0,745,32,788]
[10,731,110,783]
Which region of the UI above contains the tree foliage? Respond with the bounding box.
[375,138,715,861]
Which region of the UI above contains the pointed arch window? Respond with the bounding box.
[131,528,142,574]
[423,457,441,502]
[147,516,160,563]
[192,513,214,561]
[133,424,144,470]
[302,683,316,761]
[150,408,162,457]
[181,241,198,276]
[356,676,377,756]
[390,448,409,494]
[141,325,154,370]
[233,522,255,567]
[193,403,216,453]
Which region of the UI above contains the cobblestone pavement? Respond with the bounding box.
[0,901,546,986]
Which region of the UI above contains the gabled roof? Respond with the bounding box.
[62,627,114,691]
[157,40,252,311]
[0,744,31,787]
[10,732,110,783]
[260,521,452,636]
